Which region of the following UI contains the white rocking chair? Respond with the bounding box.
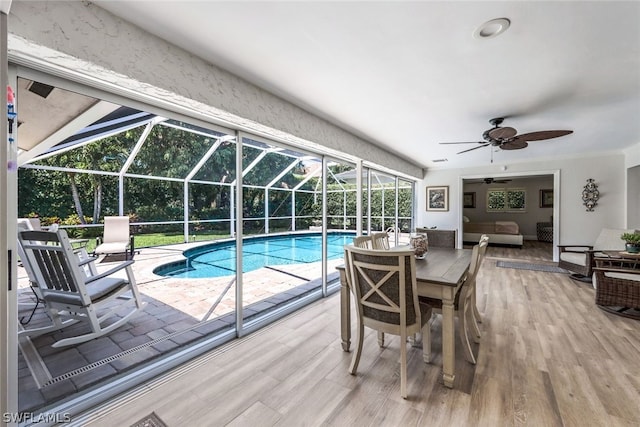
[18,228,145,348]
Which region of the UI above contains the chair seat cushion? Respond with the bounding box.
[95,242,129,254]
[605,272,640,282]
[559,252,587,266]
[44,277,127,306]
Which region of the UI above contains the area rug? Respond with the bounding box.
[496,260,569,274]
[130,412,168,427]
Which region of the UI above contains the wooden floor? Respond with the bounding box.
[75,242,640,427]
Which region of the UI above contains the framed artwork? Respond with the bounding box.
[426,186,449,211]
[540,189,554,208]
[463,192,476,208]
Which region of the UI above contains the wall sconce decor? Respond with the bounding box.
[581,178,599,211]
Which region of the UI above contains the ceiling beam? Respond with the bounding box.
[18,100,119,166]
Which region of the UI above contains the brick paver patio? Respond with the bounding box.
[16,241,344,413]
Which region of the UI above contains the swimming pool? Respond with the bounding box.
[153,232,355,279]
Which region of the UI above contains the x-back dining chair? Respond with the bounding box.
[344,245,432,398]
[18,228,145,348]
[355,232,392,346]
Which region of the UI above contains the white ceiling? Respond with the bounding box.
[93,1,640,170]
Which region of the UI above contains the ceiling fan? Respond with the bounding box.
[475,177,512,184]
[440,118,573,159]
[467,177,512,184]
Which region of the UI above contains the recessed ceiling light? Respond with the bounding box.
[473,18,510,39]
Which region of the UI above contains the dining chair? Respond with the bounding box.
[471,234,489,331]
[354,233,390,347]
[421,239,487,365]
[344,245,432,398]
[416,228,456,248]
[467,234,489,344]
[353,235,373,249]
[371,232,391,250]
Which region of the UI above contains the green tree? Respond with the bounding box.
[25,128,141,223]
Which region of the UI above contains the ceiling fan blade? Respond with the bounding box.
[500,140,528,150]
[439,141,485,145]
[457,143,490,154]
[514,130,573,141]
[488,126,517,139]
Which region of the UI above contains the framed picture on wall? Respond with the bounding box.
[540,189,554,208]
[463,192,476,208]
[426,186,449,211]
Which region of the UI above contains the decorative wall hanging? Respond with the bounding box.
[539,189,553,208]
[426,186,449,211]
[581,178,599,211]
[463,192,476,208]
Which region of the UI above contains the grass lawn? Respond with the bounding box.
[83,232,231,253]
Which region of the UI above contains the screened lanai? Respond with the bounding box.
[14,76,418,415]
[18,83,415,244]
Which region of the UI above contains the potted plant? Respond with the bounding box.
[621,232,640,254]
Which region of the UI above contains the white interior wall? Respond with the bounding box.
[6,0,422,180]
[624,143,640,168]
[624,143,640,229]
[418,153,628,249]
[627,166,640,230]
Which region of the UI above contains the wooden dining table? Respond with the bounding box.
[336,246,472,388]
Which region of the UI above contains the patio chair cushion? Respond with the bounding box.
[43,277,127,306]
[94,242,129,255]
[605,271,640,282]
[559,252,589,266]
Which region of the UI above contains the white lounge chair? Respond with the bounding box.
[94,216,135,259]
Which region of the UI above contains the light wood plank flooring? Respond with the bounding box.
[75,243,640,426]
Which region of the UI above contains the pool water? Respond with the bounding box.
[153,232,355,279]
